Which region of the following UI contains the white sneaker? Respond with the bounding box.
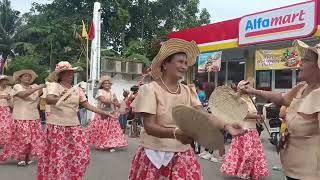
[201,153,212,160]
[210,156,219,163]
[210,155,224,163]
[27,160,34,165]
[110,149,116,153]
[198,151,207,157]
[17,161,27,166]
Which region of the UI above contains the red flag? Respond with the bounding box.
[88,22,95,40]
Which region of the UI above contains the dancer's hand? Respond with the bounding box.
[239,85,256,95]
[224,123,246,136]
[5,95,11,100]
[101,111,110,119]
[38,84,47,89]
[175,128,193,144]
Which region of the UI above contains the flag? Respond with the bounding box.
[88,22,95,41]
[81,20,88,39]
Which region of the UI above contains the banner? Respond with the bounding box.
[255,47,300,70]
[198,51,222,73]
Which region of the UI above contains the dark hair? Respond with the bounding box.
[161,52,187,72]
[204,82,215,100]
[130,85,139,92]
[193,80,203,90]
[180,81,187,85]
[123,90,129,97]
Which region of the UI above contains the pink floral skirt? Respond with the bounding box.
[0,119,44,161]
[129,146,201,180]
[86,114,128,150]
[220,130,269,180]
[0,106,13,147]
[37,124,90,180]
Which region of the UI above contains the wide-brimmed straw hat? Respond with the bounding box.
[0,75,14,84]
[98,75,112,88]
[293,40,320,69]
[151,38,200,80]
[48,61,82,82]
[13,69,38,83]
[209,86,248,124]
[172,105,224,150]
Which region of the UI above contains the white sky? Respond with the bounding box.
[12,0,309,22]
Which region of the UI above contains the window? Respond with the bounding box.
[256,71,271,90]
[218,62,226,86]
[227,61,245,86]
[275,70,292,89]
[209,72,216,83]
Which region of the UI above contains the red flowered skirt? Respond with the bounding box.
[129,146,201,180]
[0,119,44,161]
[37,124,90,180]
[220,130,269,180]
[86,114,128,150]
[0,106,13,147]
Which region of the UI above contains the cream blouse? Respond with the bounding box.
[280,85,320,179]
[132,81,202,152]
[11,84,40,120]
[0,86,12,107]
[241,95,258,129]
[46,83,87,126]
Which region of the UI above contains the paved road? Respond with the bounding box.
[0,131,285,180]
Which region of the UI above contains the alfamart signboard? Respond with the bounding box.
[239,1,316,46]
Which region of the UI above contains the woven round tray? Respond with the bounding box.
[172,105,224,150]
[209,86,248,124]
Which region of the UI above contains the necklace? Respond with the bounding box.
[21,83,30,89]
[160,77,180,94]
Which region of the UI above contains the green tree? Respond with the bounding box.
[0,0,25,74]
[5,55,50,84]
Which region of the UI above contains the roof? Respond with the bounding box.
[168,0,320,52]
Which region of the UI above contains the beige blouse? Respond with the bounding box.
[46,83,87,126]
[11,84,40,120]
[132,81,202,152]
[0,86,12,107]
[96,89,117,112]
[241,95,258,129]
[280,85,320,179]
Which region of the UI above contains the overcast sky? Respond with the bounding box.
[12,0,309,22]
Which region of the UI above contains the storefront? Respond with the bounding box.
[169,0,320,94]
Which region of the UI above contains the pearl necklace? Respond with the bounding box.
[160,77,180,94]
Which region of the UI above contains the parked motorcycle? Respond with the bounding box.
[263,104,281,147]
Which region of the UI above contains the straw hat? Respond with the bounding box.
[0,75,13,84]
[48,61,82,82]
[151,38,200,79]
[209,86,248,124]
[172,105,224,150]
[98,75,112,88]
[293,40,320,69]
[13,69,38,83]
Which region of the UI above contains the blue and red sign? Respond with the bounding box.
[239,1,317,46]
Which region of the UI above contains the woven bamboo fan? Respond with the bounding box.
[209,86,248,124]
[172,105,224,150]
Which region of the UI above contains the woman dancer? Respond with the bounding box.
[37,61,111,179]
[220,80,269,180]
[0,75,13,147]
[87,75,128,152]
[242,40,320,180]
[129,38,244,180]
[0,70,45,166]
